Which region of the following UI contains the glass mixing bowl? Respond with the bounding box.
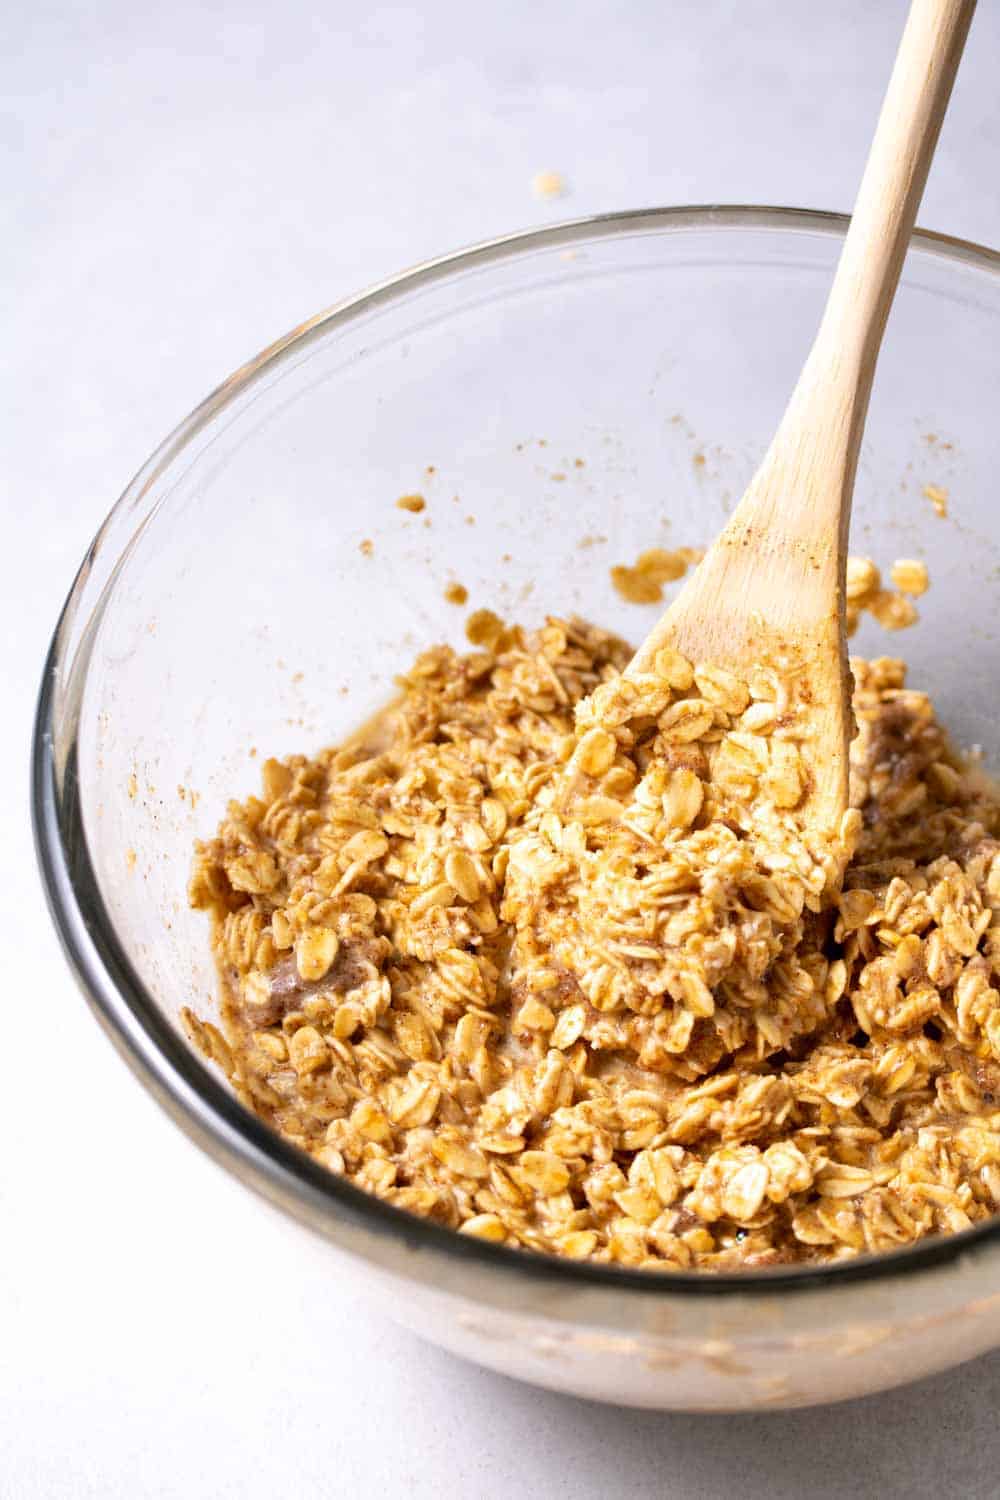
[33,207,1000,1411]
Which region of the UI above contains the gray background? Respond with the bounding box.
[4,2,1000,1495]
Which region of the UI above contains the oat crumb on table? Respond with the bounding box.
[187,609,1000,1271]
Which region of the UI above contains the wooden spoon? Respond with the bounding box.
[617,0,975,836]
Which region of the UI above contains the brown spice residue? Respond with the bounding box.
[444,582,469,606]
[396,494,426,514]
[924,483,949,519]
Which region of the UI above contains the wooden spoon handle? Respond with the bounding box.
[620,0,974,834]
[818,0,974,380]
[779,0,976,548]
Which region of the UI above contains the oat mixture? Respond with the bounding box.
[187,605,1000,1270]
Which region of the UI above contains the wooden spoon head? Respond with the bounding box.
[626,514,854,840]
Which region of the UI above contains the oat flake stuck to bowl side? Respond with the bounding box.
[613,549,928,636]
[924,483,949,518]
[610,547,704,605]
[186,608,1000,1272]
[531,170,568,201]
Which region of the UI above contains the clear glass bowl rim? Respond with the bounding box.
[32,204,1000,1300]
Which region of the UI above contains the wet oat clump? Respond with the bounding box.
[187,609,1000,1269]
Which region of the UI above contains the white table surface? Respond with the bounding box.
[5,2,1000,1495]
